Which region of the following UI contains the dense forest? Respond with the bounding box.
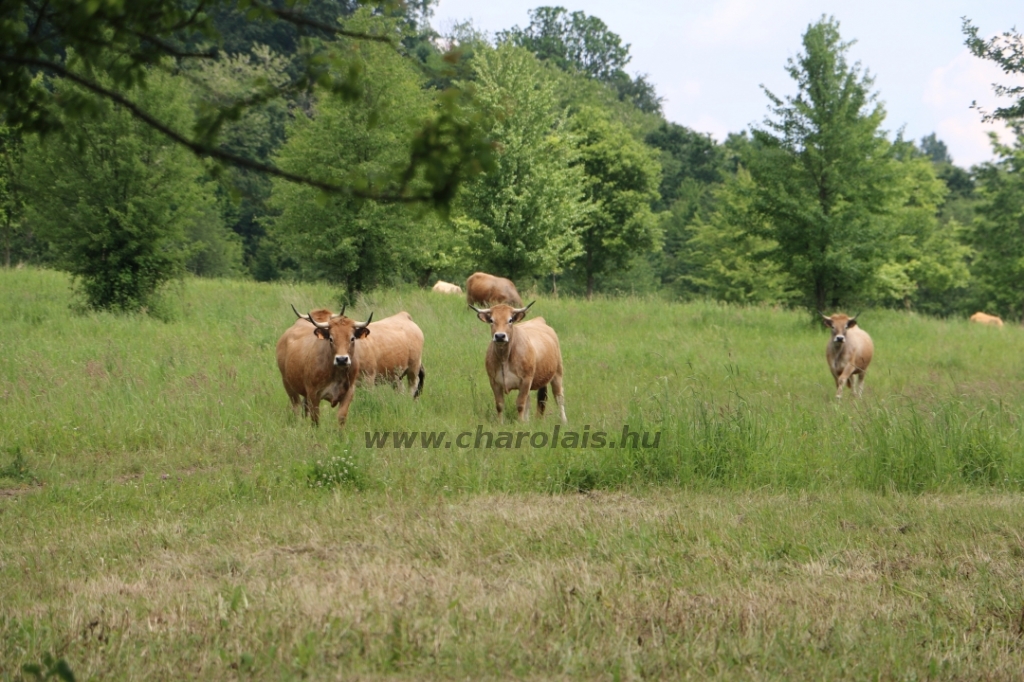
[2,1,1023,319]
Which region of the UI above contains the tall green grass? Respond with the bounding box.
[2,267,1023,495]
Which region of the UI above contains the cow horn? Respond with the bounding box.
[340,304,346,317]
[850,312,860,322]
[355,311,373,328]
[306,310,330,330]
[291,304,307,320]
[513,301,536,315]
[818,310,829,319]
[469,304,491,315]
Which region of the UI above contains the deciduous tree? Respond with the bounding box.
[21,59,220,311]
[748,16,895,312]
[454,44,586,280]
[569,107,661,298]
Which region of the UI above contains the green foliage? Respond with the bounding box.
[967,127,1024,321]
[681,169,796,304]
[21,60,221,311]
[567,107,662,297]
[190,45,292,277]
[0,125,27,268]
[0,446,36,484]
[962,18,1024,122]
[0,0,492,206]
[307,450,365,490]
[868,150,971,312]
[749,16,896,312]
[21,653,76,682]
[498,6,661,114]
[268,15,466,294]
[455,43,587,279]
[645,122,724,211]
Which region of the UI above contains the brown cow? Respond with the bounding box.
[471,301,566,423]
[970,312,1004,327]
[821,312,874,399]
[276,305,372,426]
[466,272,523,307]
[432,280,463,295]
[356,311,425,398]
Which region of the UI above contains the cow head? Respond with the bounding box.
[470,301,534,344]
[821,312,858,345]
[292,304,371,367]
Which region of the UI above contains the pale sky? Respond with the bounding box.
[431,1,1023,167]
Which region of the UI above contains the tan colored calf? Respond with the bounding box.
[970,312,1004,327]
[432,280,463,294]
[821,312,874,399]
[356,311,425,398]
[466,272,523,307]
[276,306,371,426]
[471,302,566,423]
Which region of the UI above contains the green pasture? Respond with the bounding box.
[2,268,1024,679]
[2,267,1022,494]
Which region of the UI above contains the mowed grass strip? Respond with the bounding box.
[3,488,1024,679]
[2,268,1024,678]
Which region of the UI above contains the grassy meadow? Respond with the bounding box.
[2,267,1024,679]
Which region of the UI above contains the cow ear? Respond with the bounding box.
[822,317,833,328]
[847,318,858,329]
[313,327,330,340]
[354,326,370,339]
[511,310,527,324]
[476,312,492,324]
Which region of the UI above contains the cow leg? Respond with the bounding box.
[335,384,356,427]
[307,397,321,427]
[516,376,532,419]
[835,366,857,399]
[413,365,425,399]
[536,385,547,417]
[286,391,303,418]
[490,377,506,422]
[854,371,867,398]
[551,374,567,424]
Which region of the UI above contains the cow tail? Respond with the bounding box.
[537,385,548,415]
[414,365,425,399]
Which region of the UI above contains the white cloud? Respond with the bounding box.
[685,115,732,143]
[924,48,1024,166]
[683,0,798,48]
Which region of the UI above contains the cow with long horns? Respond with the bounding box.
[276,305,372,426]
[471,301,567,423]
[821,312,874,399]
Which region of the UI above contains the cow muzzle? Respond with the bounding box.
[334,355,351,366]
[834,335,845,344]
[493,332,508,343]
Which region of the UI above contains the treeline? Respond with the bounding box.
[1,4,1022,320]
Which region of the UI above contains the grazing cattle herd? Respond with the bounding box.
[274,273,1013,427]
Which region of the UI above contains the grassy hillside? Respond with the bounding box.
[2,269,1024,679]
